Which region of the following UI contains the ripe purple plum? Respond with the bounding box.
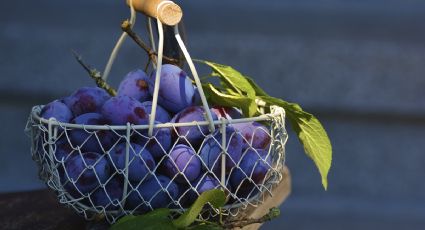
[137,124,172,159]
[117,69,151,102]
[108,142,155,183]
[229,149,271,198]
[70,113,117,152]
[54,137,74,161]
[233,122,271,150]
[171,106,218,147]
[211,106,243,120]
[64,87,110,116]
[141,101,171,123]
[127,175,179,210]
[63,152,110,195]
[148,64,195,113]
[91,177,123,210]
[101,95,149,125]
[163,144,201,183]
[181,175,221,207]
[199,126,243,176]
[40,100,73,122]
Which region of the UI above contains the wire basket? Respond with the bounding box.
[26,105,287,223]
[24,2,288,224]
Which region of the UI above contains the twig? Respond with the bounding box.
[121,20,179,65]
[71,50,117,96]
[222,207,280,229]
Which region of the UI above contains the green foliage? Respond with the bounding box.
[196,60,332,190]
[110,190,226,230]
[173,190,226,229]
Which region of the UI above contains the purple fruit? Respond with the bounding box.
[148,64,195,113]
[163,144,201,183]
[127,175,179,210]
[64,87,110,116]
[117,69,151,102]
[182,175,221,207]
[91,177,123,210]
[230,149,271,198]
[171,106,218,147]
[70,113,117,152]
[101,95,149,125]
[109,143,155,183]
[63,152,110,195]
[233,122,271,150]
[54,137,74,161]
[137,124,172,159]
[211,106,243,120]
[199,126,243,175]
[141,101,171,123]
[40,100,73,122]
[192,87,202,106]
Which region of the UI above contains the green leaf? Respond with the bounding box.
[203,84,257,117]
[172,189,226,229]
[110,208,175,230]
[245,76,268,97]
[260,96,332,190]
[195,60,256,98]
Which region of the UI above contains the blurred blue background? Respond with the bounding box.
[1,0,425,229]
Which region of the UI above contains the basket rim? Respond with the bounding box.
[30,105,281,130]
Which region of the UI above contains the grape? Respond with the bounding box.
[70,113,117,152]
[117,69,151,102]
[64,87,110,116]
[40,100,73,122]
[171,106,218,147]
[148,64,195,113]
[141,101,171,123]
[101,95,149,125]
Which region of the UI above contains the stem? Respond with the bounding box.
[71,50,117,96]
[121,20,179,66]
[222,207,280,229]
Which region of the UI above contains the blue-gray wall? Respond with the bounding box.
[1,0,424,229]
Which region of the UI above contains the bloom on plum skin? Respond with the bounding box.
[117,69,151,102]
[163,144,201,183]
[64,87,110,116]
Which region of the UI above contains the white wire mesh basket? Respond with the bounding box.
[25,1,288,224]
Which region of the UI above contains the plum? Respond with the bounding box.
[141,101,171,123]
[148,64,195,113]
[199,126,243,176]
[63,152,110,195]
[40,100,73,123]
[137,124,172,159]
[171,106,218,147]
[53,137,74,161]
[233,122,271,150]
[40,101,70,122]
[163,144,201,183]
[64,87,110,116]
[117,69,151,102]
[211,106,243,120]
[91,177,123,210]
[108,142,155,183]
[181,175,221,207]
[70,113,117,152]
[229,149,271,198]
[101,95,149,125]
[127,175,179,210]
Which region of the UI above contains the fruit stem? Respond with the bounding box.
[121,20,179,66]
[71,50,117,96]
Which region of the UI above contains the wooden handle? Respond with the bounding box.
[126,0,183,26]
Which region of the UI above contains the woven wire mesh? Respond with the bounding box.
[25,105,288,224]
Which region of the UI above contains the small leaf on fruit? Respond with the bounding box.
[172,189,226,229]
